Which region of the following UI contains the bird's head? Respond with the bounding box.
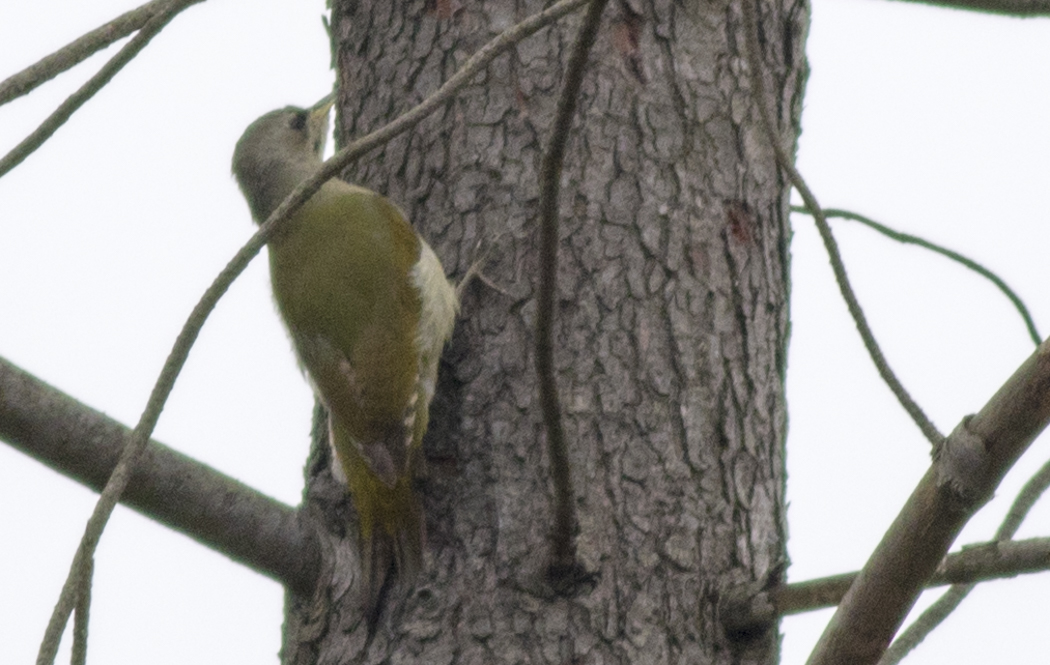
[232,94,334,222]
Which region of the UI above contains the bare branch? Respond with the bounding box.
[0,356,322,595]
[723,536,1050,634]
[724,535,1050,634]
[752,0,1048,653]
[29,1,591,659]
[537,0,609,589]
[329,0,589,174]
[888,0,1050,16]
[878,584,969,664]
[742,0,944,447]
[792,206,1042,346]
[0,0,185,106]
[789,537,1050,615]
[999,458,1050,539]
[71,555,92,665]
[878,457,1050,663]
[0,0,204,181]
[802,337,1050,665]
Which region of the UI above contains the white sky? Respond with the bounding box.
[1,1,1048,663]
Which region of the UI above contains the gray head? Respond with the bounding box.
[232,96,333,223]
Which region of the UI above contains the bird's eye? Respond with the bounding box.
[289,111,308,131]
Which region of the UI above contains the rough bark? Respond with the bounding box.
[282,1,807,663]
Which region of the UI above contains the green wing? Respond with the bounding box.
[268,180,422,481]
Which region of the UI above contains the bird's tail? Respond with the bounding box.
[358,508,423,631]
[331,419,424,630]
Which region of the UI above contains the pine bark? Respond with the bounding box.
[283,1,808,663]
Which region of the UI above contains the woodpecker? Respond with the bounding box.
[232,95,458,621]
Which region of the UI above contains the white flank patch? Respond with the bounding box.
[411,241,459,403]
[327,424,348,485]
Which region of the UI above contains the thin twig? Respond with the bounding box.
[454,231,505,302]
[805,336,1050,665]
[742,0,943,446]
[474,271,515,299]
[879,585,968,664]
[720,535,1050,629]
[71,555,93,665]
[537,0,609,583]
[31,6,202,664]
[792,206,1042,346]
[745,0,1049,662]
[0,0,185,106]
[0,0,203,181]
[998,459,1050,539]
[0,356,319,595]
[879,458,1050,664]
[34,2,590,662]
[890,0,1050,16]
[328,0,589,171]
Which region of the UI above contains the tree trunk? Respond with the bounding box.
[282,1,807,663]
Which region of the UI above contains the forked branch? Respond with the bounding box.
[0,0,191,106]
[880,457,1050,664]
[744,1,1050,663]
[722,534,1050,633]
[0,0,204,180]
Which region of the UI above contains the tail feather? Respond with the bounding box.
[359,530,393,631]
[330,418,424,630]
[358,494,424,631]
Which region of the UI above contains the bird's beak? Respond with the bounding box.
[310,93,335,120]
[308,93,335,157]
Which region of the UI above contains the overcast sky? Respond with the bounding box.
[1,1,1049,663]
